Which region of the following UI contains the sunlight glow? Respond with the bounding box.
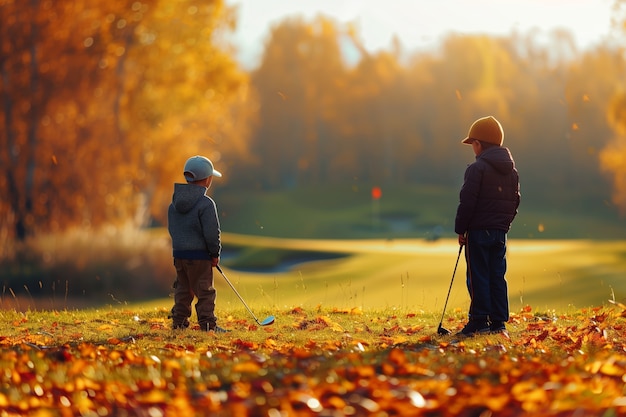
[227,0,613,69]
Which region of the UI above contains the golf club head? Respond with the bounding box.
[258,315,275,326]
[437,325,451,336]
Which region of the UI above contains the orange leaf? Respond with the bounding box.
[387,348,406,366]
[232,361,261,373]
[461,363,482,376]
[232,339,258,350]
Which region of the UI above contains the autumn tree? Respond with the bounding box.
[1,0,141,241]
[252,17,427,187]
[599,0,626,214]
[337,49,421,184]
[115,0,253,225]
[0,0,252,246]
[565,47,625,192]
[251,16,349,188]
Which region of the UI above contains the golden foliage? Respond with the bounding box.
[600,91,626,213]
[0,0,251,241]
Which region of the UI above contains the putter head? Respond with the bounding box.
[437,325,451,336]
[259,316,275,326]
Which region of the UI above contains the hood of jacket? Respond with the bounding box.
[478,146,515,175]
[171,183,207,214]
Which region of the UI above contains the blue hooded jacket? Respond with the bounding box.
[455,146,520,235]
[168,183,221,260]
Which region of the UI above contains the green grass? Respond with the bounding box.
[215,236,626,314]
[2,231,625,313]
[216,184,457,239]
[2,184,625,312]
[214,184,626,240]
[0,303,607,354]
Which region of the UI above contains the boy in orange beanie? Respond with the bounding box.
[455,116,520,336]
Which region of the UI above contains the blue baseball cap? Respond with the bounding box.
[183,156,222,182]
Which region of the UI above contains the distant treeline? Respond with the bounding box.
[246,16,625,202]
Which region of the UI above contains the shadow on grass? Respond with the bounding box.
[221,245,348,273]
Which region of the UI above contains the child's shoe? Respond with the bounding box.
[490,321,508,335]
[457,320,490,337]
[209,325,231,333]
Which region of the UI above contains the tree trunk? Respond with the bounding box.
[1,32,26,240]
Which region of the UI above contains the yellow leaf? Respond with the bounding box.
[484,394,510,412]
[139,390,166,404]
[233,361,261,373]
[264,339,278,349]
[600,358,625,377]
[512,381,548,405]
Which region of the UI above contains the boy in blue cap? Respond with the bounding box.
[168,155,229,332]
[455,116,520,336]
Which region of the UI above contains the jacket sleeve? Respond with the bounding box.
[199,197,221,258]
[455,163,482,235]
[514,169,521,212]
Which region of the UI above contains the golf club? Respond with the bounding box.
[437,244,464,336]
[216,265,275,326]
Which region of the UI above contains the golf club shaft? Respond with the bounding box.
[216,265,261,324]
[438,244,464,327]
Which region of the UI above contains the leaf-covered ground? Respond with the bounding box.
[1,303,625,417]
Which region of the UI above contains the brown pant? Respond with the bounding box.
[171,258,217,330]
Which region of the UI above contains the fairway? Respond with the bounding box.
[204,234,626,315]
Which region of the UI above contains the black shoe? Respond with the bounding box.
[172,320,189,330]
[208,325,231,333]
[457,320,490,337]
[490,321,507,333]
[490,321,508,335]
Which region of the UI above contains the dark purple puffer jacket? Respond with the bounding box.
[455,146,520,235]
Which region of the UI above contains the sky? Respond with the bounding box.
[225,0,618,69]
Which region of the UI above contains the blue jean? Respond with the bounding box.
[465,229,509,323]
